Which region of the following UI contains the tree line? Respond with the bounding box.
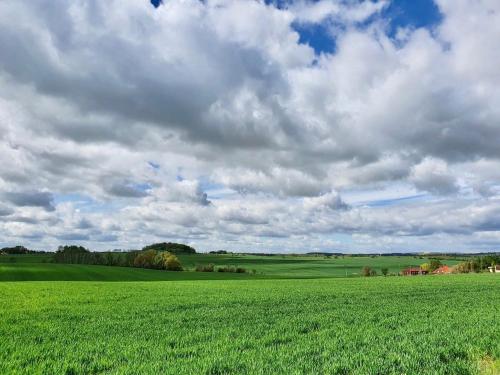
[51,243,192,271]
[453,254,499,273]
[0,246,49,255]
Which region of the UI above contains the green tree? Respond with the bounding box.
[133,250,157,268]
[122,251,139,267]
[165,254,183,271]
[53,245,90,264]
[420,263,430,272]
[142,242,196,254]
[429,259,442,272]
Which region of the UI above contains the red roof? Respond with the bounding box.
[403,267,421,272]
[432,265,451,274]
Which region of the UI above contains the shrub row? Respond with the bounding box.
[194,264,248,273]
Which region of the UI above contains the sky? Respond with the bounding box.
[1,0,500,253]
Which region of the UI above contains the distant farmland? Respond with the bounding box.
[0,252,462,281]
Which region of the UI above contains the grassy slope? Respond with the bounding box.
[0,263,261,282]
[0,275,498,374]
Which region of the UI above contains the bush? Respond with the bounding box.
[381,268,389,276]
[165,254,183,271]
[362,266,372,277]
[133,250,158,268]
[153,251,171,269]
[133,251,183,271]
[216,266,246,273]
[420,263,430,272]
[195,264,215,272]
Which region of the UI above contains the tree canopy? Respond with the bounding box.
[1,246,35,254]
[142,242,196,254]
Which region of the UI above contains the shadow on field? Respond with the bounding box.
[0,263,264,282]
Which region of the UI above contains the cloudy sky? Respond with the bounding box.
[1,0,499,253]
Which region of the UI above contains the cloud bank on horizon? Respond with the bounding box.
[0,0,499,253]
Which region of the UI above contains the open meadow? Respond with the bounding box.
[0,254,499,374]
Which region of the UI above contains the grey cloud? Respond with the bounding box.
[106,182,148,198]
[9,216,39,224]
[0,205,14,216]
[76,218,93,230]
[3,191,55,211]
[0,1,291,150]
[94,233,118,242]
[303,191,349,211]
[56,233,90,241]
[218,208,269,225]
[19,232,44,240]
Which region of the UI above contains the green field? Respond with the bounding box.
[1,275,499,374]
[0,262,263,282]
[1,254,498,374]
[178,253,462,278]
[0,253,462,281]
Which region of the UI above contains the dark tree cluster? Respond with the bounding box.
[133,250,182,271]
[142,242,196,254]
[0,246,46,254]
[52,244,183,271]
[53,245,109,265]
[209,250,230,254]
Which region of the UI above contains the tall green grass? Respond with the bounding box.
[1,275,498,374]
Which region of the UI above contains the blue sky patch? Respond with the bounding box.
[383,0,442,38]
[150,1,443,56]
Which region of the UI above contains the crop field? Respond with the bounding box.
[177,253,463,278]
[1,274,499,374]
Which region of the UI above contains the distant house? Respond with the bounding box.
[402,267,428,276]
[432,265,451,275]
[487,265,500,273]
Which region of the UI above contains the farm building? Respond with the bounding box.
[487,265,500,273]
[402,267,428,276]
[432,265,451,274]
